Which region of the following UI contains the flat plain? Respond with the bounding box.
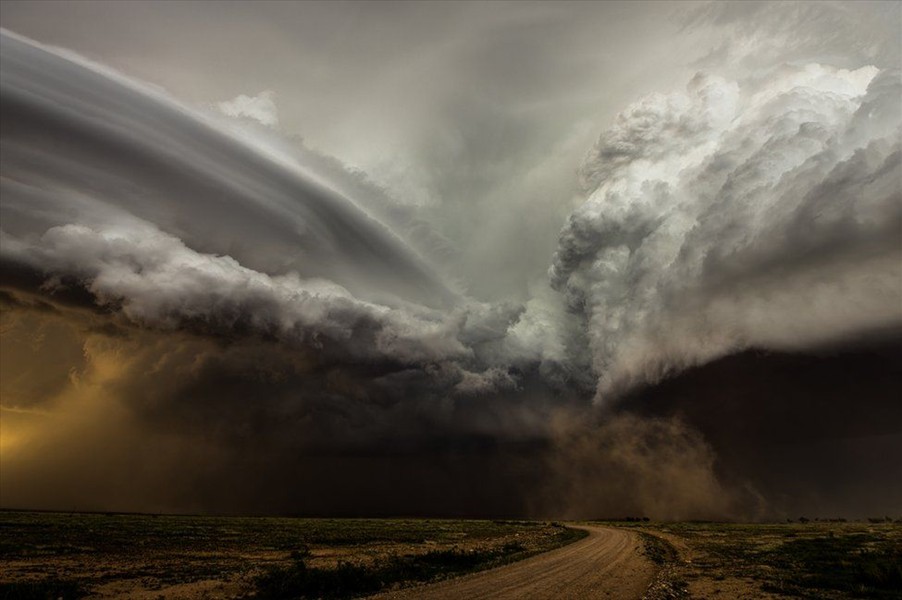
[611,519,902,600]
[0,511,582,599]
[1,511,900,599]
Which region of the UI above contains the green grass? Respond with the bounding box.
[0,512,542,556]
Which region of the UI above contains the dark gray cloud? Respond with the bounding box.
[1,2,901,519]
[0,1,688,302]
[620,342,902,518]
[0,30,454,310]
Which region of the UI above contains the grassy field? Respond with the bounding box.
[4,512,900,599]
[0,511,584,599]
[603,519,902,599]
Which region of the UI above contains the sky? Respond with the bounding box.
[0,0,900,519]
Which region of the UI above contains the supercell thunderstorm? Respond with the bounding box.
[1,19,900,518]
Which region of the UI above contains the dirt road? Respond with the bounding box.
[372,525,656,600]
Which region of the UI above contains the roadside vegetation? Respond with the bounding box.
[7,510,898,599]
[602,519,902,599]
[0,511,582,599]
[252,534,588,600]
[0,578,86,600]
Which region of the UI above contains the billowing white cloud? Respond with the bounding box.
[1,220,472,367]
[218,90,279,127]
[551,64,902,400]
[1,5,901,519]
[3,27,900,407]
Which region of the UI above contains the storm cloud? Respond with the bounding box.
[1,1,900,519]
[552,63,902,398]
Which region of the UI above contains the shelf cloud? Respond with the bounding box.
[1,1,900,519]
